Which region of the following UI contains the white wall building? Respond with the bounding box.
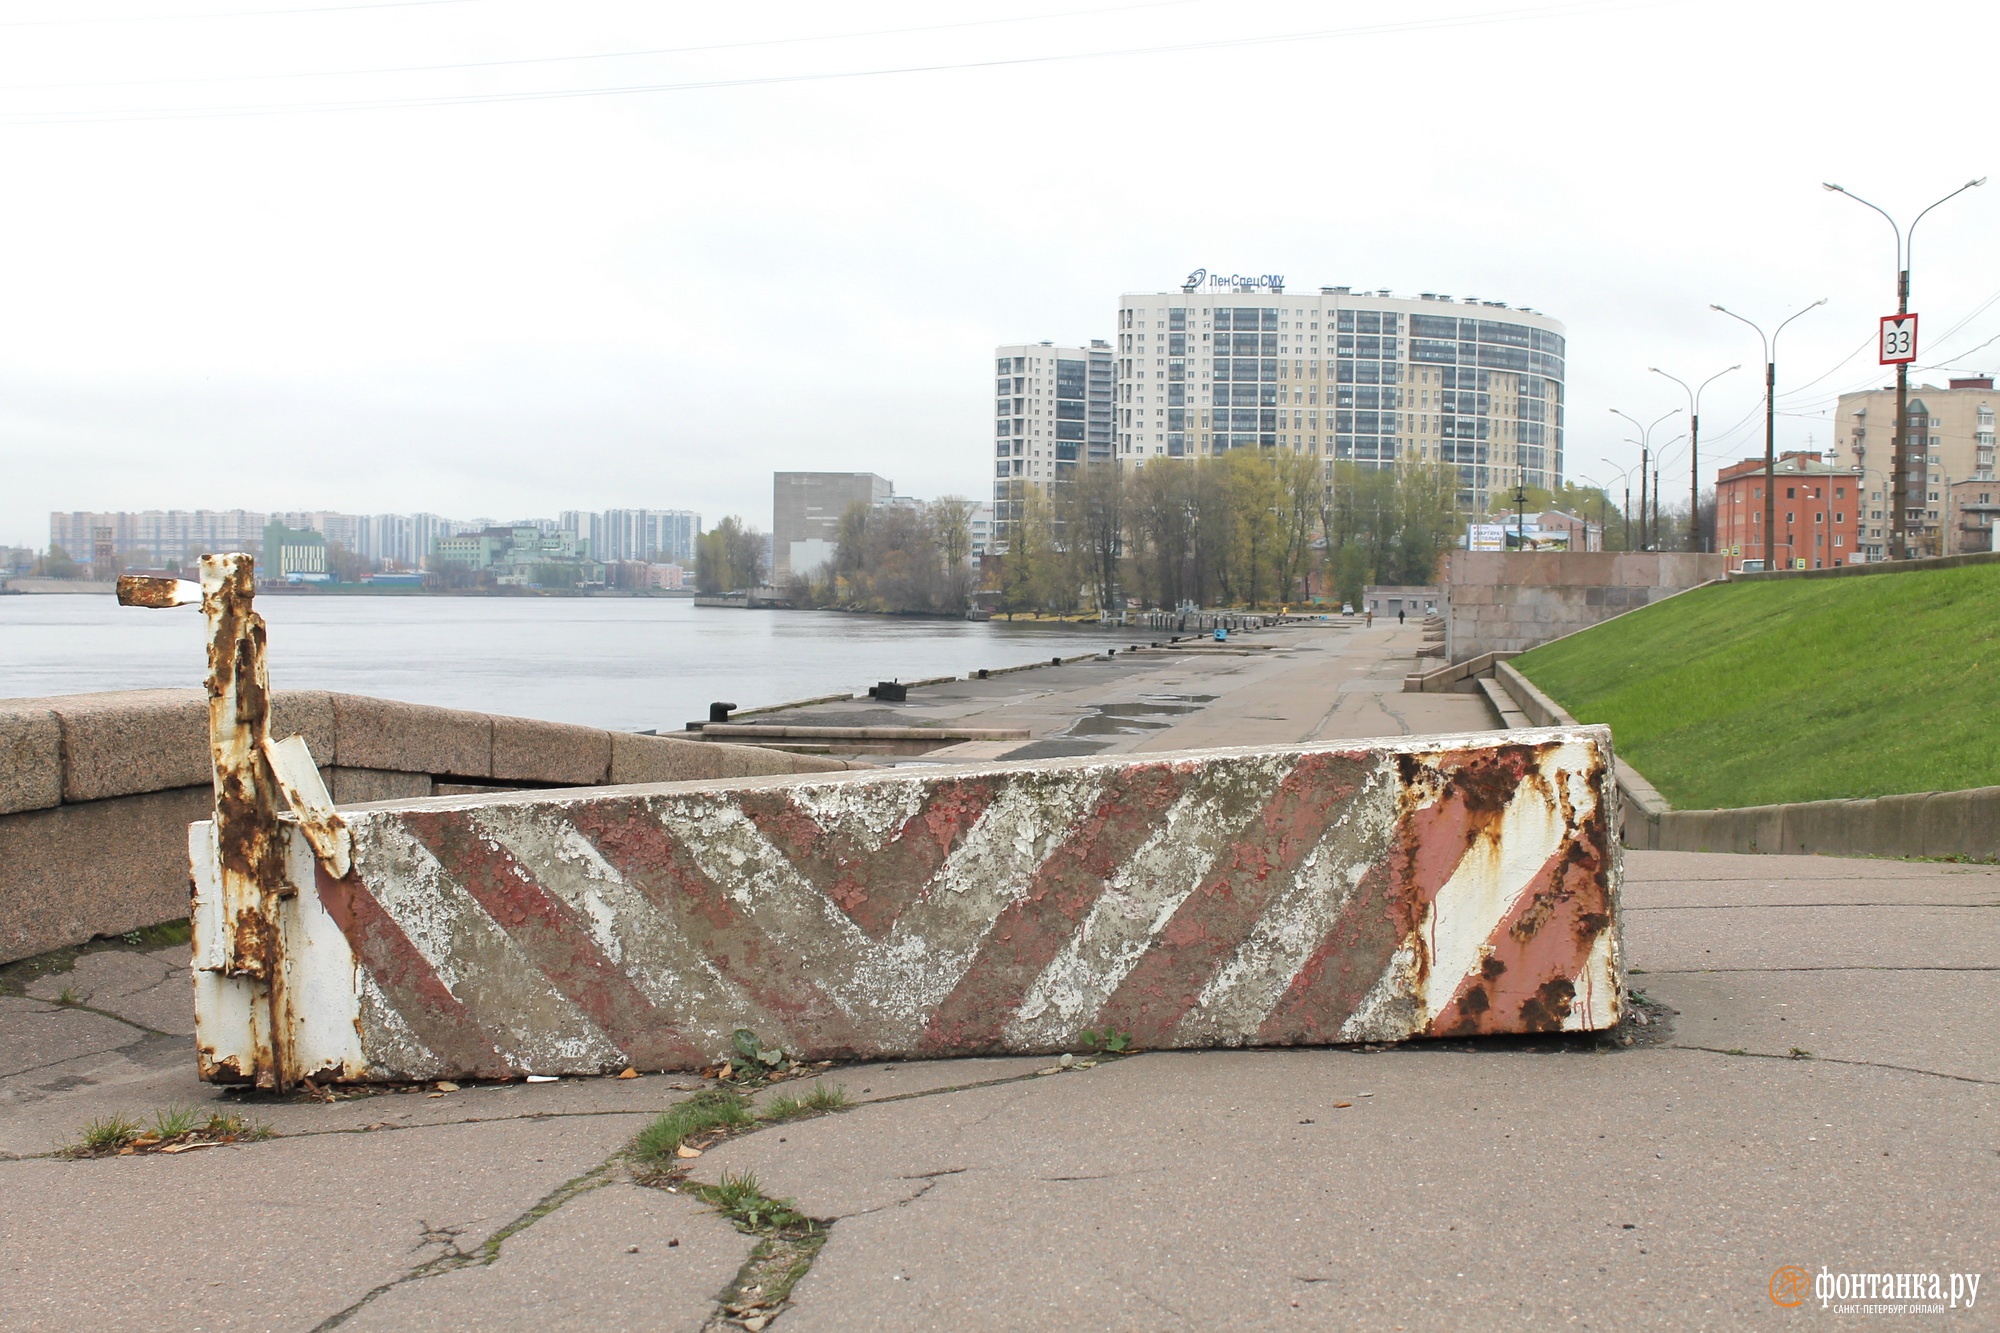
[1116,280,1566,510]
[991,340,1115,548]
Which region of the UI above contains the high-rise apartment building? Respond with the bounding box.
[1115,282,1566,510]
[1831,375,1997,559]
[772,473,894,577]
[991,340,1115,549]
[559,509,701,565]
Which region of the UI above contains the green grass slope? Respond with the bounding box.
[1512,563,2000,809]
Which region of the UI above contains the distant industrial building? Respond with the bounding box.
[1832,375,1997,559]
[991,340,1115,550]
[772,472,893,577]
[431,526,606,588]
[1714,452,1862,570]
[262,521,330,583]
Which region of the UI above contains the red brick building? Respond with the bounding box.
[1714,452,1863,570]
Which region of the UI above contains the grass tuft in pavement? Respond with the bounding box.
[630,1090,753,1170]
[1513,563,2000,808]
[760,1083,850,1122]
[61,1107,271,1158]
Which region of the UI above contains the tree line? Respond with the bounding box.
[695,455,1639,617]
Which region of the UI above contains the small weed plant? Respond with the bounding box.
[631,1090,752,1170]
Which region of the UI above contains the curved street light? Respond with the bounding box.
[1650,365,1739,552]
[1710,301,1826,569]
[1598,455,1640,551]
[1823,178,1986,559]
[1609,407,1680,549]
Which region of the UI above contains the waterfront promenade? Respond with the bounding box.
[701,619,1493,761]
[2,621,1993,1329]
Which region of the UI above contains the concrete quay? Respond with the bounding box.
[705,619,1498,764]
[2,850,1992,1330]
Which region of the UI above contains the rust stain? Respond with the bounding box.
[116,574,199,608]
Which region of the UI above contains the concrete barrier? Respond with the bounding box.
[190,726,1625,1087]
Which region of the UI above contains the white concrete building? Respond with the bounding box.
[991,340,1115,548]
[1116,280,1566,510]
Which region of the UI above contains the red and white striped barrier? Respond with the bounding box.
[190,726,1622,1086]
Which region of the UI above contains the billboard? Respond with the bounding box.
[1467,524,1572,552]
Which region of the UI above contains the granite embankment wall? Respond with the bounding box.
[1443,551,1728,662]
[1493,661,1999,860]
[0,690,862,963]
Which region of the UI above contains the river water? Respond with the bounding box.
[0,594,1132,732]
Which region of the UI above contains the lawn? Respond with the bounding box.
[1511,563,2000,809]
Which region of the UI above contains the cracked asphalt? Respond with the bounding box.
[2,851,1993,1331]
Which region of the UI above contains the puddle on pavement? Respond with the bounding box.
[1062,694,1215,738]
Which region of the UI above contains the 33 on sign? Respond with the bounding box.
[1880,314,1918,365]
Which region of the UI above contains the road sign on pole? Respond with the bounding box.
[1880,314,1918,364]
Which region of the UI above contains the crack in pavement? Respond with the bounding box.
[1626,902,2000,911]
[309,1156,621,1331]
[1644,965,2000,973]
[1666,1043,1999,1087]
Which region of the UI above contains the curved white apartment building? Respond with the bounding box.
[1116,282,1566,508]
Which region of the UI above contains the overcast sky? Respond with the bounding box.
[1,0,1996,548]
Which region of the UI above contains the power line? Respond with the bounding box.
[0,0,480,28]
[0,0,1676,125]
[0,0,1212,93]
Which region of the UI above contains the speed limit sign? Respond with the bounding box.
[1880,314,1918,364]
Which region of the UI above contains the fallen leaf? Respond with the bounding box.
[427,1092,445,1098]
[129,1136,162,1148]
[617,1068,639,1080]
[744,1317,769,1332]
[160,1141,224,1154]
[435,1081,460,1092]
[676,1144,702,1159]
[718,1062,733,1081]
[1334,1102,1353,1109]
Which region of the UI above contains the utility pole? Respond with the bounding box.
[1824,179,1985,560]
[1651,365,1739,552]
[1712,302,1826,569]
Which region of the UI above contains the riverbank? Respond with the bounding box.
[681,618,1496,762]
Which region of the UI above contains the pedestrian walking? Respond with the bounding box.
[1365,610,1373,628]
[1398,609,1405,625]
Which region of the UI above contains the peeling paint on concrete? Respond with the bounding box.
[188,727,1623,1082]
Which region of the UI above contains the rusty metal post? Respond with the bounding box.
[121,556,305,1088]
[198,553,300,1088]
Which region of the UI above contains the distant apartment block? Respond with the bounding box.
[773,472,893,577]
[1115,284,1566,511]
[1714,452,1862,570]
[48,509,466,572]
[559,509,701,565]
[1946,477,2000,554]
[1832,375,1997,559]
[991,341,1114,549]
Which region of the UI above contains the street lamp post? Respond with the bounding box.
[1650,365,1739,552]
[1651,435,1689,548]
[1710,301,1826,570]
[1514,481,1529,551]
[1823,178,1986,560]
[1609,408,1680,550]
[1598,458,1639,551]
